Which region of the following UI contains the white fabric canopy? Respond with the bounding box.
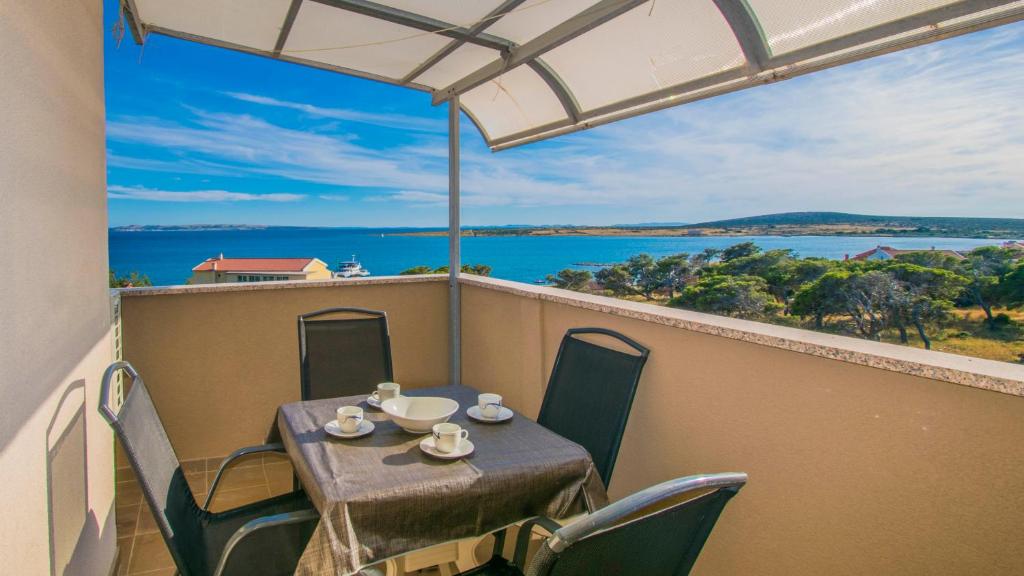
[122,0,1024,150]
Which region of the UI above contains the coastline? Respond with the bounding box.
[392,225,1021,239]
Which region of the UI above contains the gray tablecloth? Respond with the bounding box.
[276,385,608,575]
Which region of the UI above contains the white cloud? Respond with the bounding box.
[318,194,349,201]
[106,109,448,192]
[106,24,1024,223]
[223,92,445,133]
[107,185,303,202]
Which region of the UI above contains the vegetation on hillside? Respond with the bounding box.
[682,212,1024,237]
[109,269,152,288]
[401,212,1024,239]
[400,264,492,276]
[549,241,1024,363]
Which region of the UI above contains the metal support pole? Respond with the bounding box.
[448,96,461,386]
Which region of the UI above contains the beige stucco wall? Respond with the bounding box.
[119,279,449,460]
[461,282,1024,575]
[0,1,115,574]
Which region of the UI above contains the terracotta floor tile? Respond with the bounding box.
[207,485,271,513]
[115,480,142,508]
[128,532,174,574]
[132,569,177,576]
[207,463,267,491]
[116,467,136,483]
[115,505,139,538]
[208,452,263,470]
[180,458,205,475]
[262,451,291,466]
[116,537,133,576]
[185,471,207,495]
[265,462,295,496]
[136,505,160,535]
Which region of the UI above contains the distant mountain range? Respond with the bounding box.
[112,212,1024,239]
[678,212,1024,238]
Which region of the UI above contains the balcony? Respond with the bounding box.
[107,275,1024,574]
[6,1,1024,575]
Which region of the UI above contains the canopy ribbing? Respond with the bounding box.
[121,0,1024,150]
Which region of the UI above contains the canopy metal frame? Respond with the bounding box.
[117,0,1024,382]
[120,0,1024,151]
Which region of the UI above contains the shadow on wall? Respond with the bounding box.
[47,379,105,576]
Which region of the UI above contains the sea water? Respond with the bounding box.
[108,228,1000,287]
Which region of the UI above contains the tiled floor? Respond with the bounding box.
[114,452,295,575]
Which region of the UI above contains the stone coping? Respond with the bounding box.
[116,274,448,297]
[460,276,1024,397]
[115,274,1024,397]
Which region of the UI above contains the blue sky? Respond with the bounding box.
[104,1,1024,228]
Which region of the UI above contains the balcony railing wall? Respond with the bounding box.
[119,276,1024,575]
[119,277,449,460]
[460,277,1024,575]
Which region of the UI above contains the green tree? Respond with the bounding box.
[1000,263,1024,307]
[720,241,761,262]
[109,269,152,288]
[545,269,592,291]
[654,253,691,298]
[959,246,1016,326]
[894,251,961,270]
[461,264,493,276]
[399,265,434,275]
[690,248,721,266]
[837,270,897,340]
[401,264,492,276]
[625,254,663,299]
[719,249,795,302]
[673,274,781,319]
[886,263,967,349]
[595,265,636,297]
[593,254,666,299]
[791,270,851,328]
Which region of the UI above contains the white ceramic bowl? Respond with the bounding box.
[381,396,459,434]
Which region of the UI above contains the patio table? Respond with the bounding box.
[275,384,608,576]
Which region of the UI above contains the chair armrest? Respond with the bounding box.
[212,508,319,576]
[204,443,286,509]
[512,516,563,570]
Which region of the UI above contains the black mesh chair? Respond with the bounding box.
[99,361,318,576]
[298,307,394,401]
[538,328,649,487]
[461,473,747,576]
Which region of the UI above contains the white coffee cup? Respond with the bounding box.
[432,422,469,454]
[371,382,400,403]
[478,393,503,419]
[337,406,363,433]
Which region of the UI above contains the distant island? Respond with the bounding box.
[111,212,1024,239]
[398,212,1024,239]
[113,224,278,232]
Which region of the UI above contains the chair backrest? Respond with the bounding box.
[527,473,747,576]
[537,328,649,487]
[298,307,394,401]
[99,361,207,576]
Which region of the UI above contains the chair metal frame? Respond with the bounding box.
[99,361,318,576]
[511,473,747,576]
[297,306,394,401]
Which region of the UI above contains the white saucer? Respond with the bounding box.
[365,395,401,409]
[419,436,474,460]
[325,419,375,439]
[467,405,513,423]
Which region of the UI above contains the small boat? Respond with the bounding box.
[335,255,370,278]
